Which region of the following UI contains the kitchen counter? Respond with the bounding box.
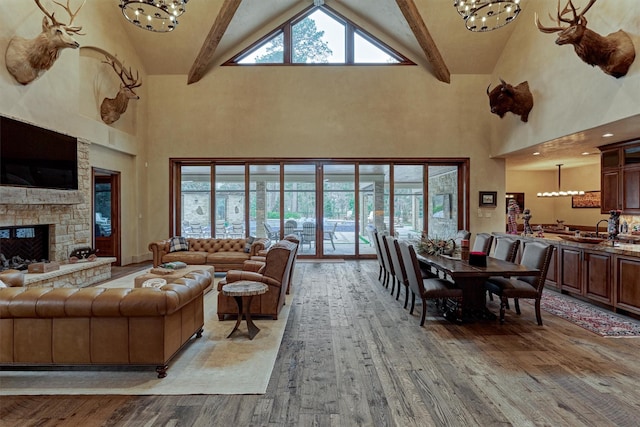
[494,232,640,257]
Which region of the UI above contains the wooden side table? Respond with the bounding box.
[222,281,268,340]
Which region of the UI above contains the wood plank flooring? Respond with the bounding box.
[2,261,640,426]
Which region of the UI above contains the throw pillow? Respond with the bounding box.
[169,236,189,253]
[142,278,167,288]
[244,236,255,253]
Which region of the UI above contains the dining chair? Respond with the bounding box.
[373,230,389,285]
[301,222,316,250]
[485,241,554,325]
[398,241,463,326]
[487,236,521,305]
[472,233,494,254]
[384,235,406,303]
[378,232,396,291]
[454,230,471,247]
[389,236,413,309]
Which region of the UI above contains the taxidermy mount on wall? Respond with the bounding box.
[536,0,636,78]
[5,0,86,85]
[487,79,534,123]
[100,53,142,125]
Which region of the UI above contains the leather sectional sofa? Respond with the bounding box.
[148,237,269,272]
[0,269,212,378]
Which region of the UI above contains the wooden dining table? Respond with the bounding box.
[416,252,540,322]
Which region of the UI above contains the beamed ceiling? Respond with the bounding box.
[111,0,638,171]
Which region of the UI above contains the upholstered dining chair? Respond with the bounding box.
[398,241,463,326]
[487,236,521,305]
[485,241,554,325]
[384,235,408,304]
[472,233,494,254]
[454,229,471,247]
[378,232,396,290]
[373,230,389,285]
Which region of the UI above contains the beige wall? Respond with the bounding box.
[490,0,640,157]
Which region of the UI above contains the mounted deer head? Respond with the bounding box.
[536,0,636,78]
[5,0,86,85]
[487,79,534,123]
[100,54,142,125]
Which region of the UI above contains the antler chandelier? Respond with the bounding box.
[453,1,521,32]
[120,1,188,32]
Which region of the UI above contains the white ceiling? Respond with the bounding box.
[113,0,637,171]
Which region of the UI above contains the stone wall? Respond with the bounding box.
[428,170,459,239]
[0,140,92,263]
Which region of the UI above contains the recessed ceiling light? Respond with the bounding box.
[533,152,540,155]
[581,152,590,155]
[603,133,614,138]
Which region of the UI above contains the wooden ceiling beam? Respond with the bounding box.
[187,0,243,85]
[395,0,450,84]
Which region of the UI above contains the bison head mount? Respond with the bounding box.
[487,79,534,123]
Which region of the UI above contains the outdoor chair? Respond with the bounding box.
[215,220,228,238]
[264,223,279,240]
[323,222,338,250]
[228,222,244,238]
[284,220,298,237]
[398,241,463,326]
[301,222,316,250]
[485,241,554,325]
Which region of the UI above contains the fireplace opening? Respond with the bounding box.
[0,225,49,271]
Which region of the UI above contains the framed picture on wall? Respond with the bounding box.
[572,191,601,208]
[479,191,497,207]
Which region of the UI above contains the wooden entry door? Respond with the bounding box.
[93,168,121,265]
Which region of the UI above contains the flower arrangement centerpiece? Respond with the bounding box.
[416,231,456,256]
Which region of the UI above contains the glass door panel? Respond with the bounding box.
[284,164,316,255]
[181,165,212,238]
[323,164,355,256]
[393,165,424,240]
[427,165,459,240]
[359,164,389,254]
[250,164,281,239]
[215,165,246,238]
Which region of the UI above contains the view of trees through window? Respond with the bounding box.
[229,6,413,65]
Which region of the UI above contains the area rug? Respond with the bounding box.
[0,271,290,395]
[531,290,640,338]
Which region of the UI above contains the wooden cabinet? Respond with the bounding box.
[545,246,558,289]
[560,247,582,294]
[615,256,640,316]
[584,250,612,304]
[600,140,640,214]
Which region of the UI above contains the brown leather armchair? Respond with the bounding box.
[251,234,299,294]
[217,239,298,320]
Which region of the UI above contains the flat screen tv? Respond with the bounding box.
[0,116,78,190]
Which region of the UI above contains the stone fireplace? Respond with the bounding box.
[0,140,92,265]
[0,225,50,270]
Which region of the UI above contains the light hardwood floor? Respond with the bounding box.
[1,260,639,426]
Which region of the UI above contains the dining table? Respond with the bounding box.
[416,252,540,322]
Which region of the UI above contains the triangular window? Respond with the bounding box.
[225,5,414,66]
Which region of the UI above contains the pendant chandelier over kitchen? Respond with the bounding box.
[120,1,188,33]
[537,164,586,197]
[453,1,521,32]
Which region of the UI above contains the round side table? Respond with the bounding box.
[222,281,268,340]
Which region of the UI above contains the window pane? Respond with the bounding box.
[428,165,459,240]
[354,32,400,64]
[284,164,316,254]
[394,165,423,240]
[215,165,245,238]
[181,165,212,238]
[292,10,343,64]
[360,164,389,255]
[323,164,355,255]
[239,32,284,64]
[250,164,280,239]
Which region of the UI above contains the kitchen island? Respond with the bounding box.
[493,232,640,317]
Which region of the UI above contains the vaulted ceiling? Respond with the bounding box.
[112,0,638,171]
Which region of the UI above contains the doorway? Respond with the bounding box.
[93,168,121,265]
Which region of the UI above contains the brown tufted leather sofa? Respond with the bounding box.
[217,239,298,321]
[148,237,269,272]
[0,270,25,287]
[0,269,211,378]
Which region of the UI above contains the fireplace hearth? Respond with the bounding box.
[0,225,49,271]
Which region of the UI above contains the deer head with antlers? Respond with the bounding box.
[536,0,636,78]
[100,54,142,125]
[5,0,86,85]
